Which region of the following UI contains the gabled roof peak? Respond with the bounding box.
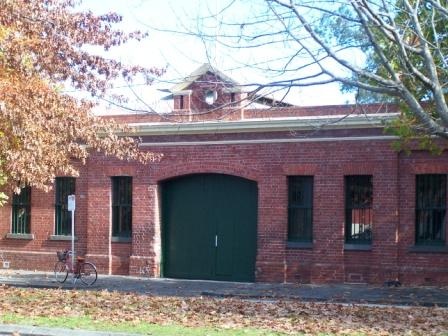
[170,63,240,93]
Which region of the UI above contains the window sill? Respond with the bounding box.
[6,233,34,240]
[111,236,132,243]
[409,245,448,253]
[287,241,313,249]
[49,235,77,241]
[344,243,372,251]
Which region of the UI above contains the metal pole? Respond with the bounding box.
[71,209,75,270]
[68,194,76,271]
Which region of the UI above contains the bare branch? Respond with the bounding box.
[426,0,448,17]
[402,0,448,124]
[153,0,448,142]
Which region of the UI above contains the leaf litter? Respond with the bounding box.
[0,286,446,335]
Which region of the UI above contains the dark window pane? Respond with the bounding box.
[345,176,373,244]
[416,175,446,245]
[12,187,31,234]
[54,177,75,235]
[288,176,313,242]
[112,177,132,238]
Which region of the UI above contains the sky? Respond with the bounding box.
[78,0,355,112]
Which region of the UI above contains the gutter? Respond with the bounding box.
[125,113,399,136]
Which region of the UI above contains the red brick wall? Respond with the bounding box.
[396,151,448,285]
[187,72,236,112]
[111,243,131,275]
[0,133,447,285]
[0,165,89,271]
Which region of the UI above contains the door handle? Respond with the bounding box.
[215,235,218,247]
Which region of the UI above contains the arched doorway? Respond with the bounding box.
[161,174,258,282]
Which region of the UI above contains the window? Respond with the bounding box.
[288,176,313,242]
[112,177,132,238]
[179,95,184,109]
[12,187,31,234]
[416,174,446,245]
[345,175,373,244]
[55,177,75,235]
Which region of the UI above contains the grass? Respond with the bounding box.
[0,313,293,336]
[0,287,446,335]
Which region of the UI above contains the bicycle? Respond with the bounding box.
[54,250,97,286]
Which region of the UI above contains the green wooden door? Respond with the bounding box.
[162,174,257,282]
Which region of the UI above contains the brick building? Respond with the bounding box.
[1,64,447,285]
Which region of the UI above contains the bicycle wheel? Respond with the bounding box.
[54,261,68,283]
[79,262,97,286]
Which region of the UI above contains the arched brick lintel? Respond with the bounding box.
[153,163,261,184]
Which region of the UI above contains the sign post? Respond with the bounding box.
[67,195,76,270]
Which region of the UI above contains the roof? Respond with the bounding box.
[126,113,399,136]
[170,63,240,93]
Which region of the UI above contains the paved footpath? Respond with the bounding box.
[0,270,448,335]
[0,269,447,307]
[0,324,139,336]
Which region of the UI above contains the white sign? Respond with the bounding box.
[67,195,76,211]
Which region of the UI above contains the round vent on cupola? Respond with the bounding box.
[205,90,218,105]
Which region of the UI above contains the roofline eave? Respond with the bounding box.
[122,113,399,136]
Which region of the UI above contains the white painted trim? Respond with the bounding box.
[85,254,109,258]
[172,90,192,95]
[140,135,399,147]
[0,250,54,255]
[5,233,34,240]
[128,113,398,136]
